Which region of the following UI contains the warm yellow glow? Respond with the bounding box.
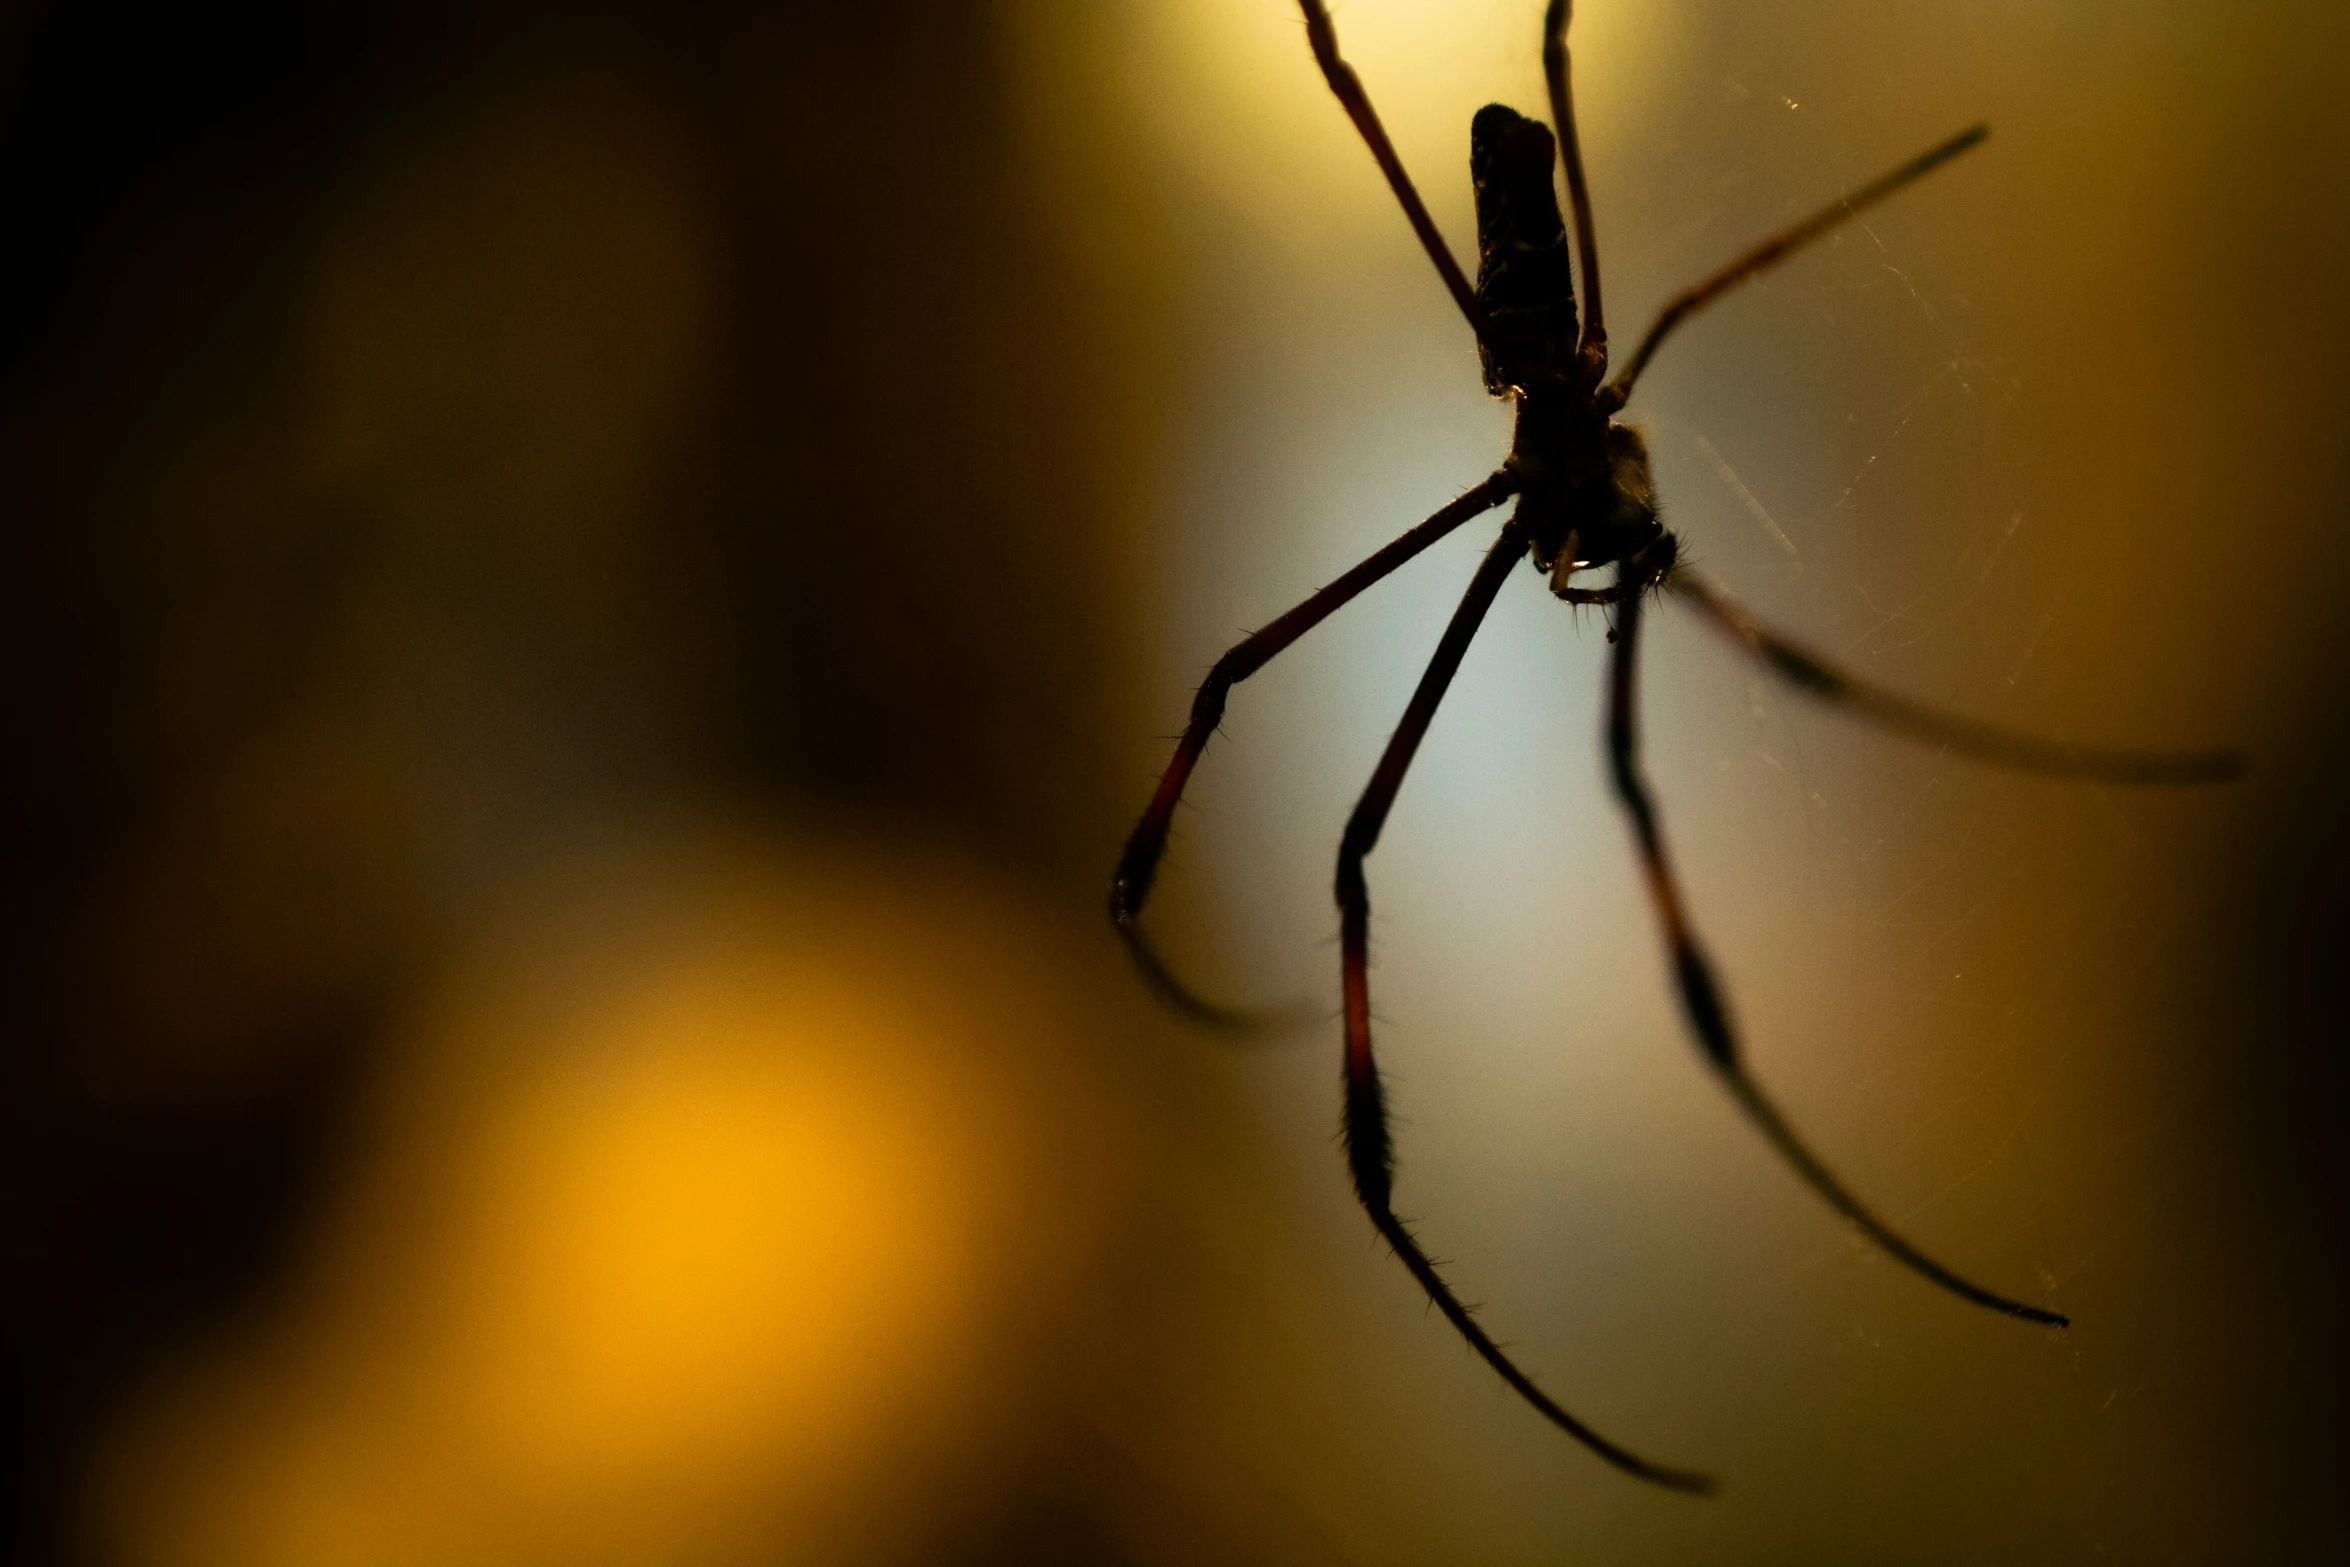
[1122,0,1690,231]
[440,969,982,1489]
[98,855,1067,1567]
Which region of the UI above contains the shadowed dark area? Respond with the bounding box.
[3,5,1133,1563]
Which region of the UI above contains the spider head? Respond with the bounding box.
[1518,421,1661,593]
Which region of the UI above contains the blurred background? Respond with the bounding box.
[5,1,2344,1562]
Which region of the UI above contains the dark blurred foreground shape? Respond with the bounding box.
[6,2,2350,1564]
[0,3,1189,1562]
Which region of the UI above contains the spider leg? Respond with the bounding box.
[1336,519,1714,1493]
[1297,0,1493,344]
[1604,124,1989,411]
[1606,538,2070,1328]
[1112,473,1517,1028]
[1541,1,1607,375]
[1670,568,2244,783]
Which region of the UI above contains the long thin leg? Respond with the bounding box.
[1541,0,1606,376]
[1671,569,2244,783]
[1606,538,2069,1328]
[1297,0,1493,344]
[1335,520,1714,1494]
[1112,473,1517,1026]
[1604,124,1989,411]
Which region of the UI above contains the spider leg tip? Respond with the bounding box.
[1622,1460,1720,1497]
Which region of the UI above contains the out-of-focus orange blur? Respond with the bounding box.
[7,3,2345,1563]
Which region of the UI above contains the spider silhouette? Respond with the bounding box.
[1108,0,2240,1493]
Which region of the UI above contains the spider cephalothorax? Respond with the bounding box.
[1515,412,1664,587]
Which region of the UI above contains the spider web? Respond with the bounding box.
[1113,0,2278,1559]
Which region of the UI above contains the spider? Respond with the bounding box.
[1108,0,2241,1494]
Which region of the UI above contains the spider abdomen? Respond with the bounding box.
[1471,103,1578,395]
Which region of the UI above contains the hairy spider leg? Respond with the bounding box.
[1298,0,1493,344]
[1605,543,2069,1327]
[1541,0,1606,374]
[1336,519,1716,1493]
[1110,474,1518,1026]
[1668,571,2244,782]
[1604,124,1990,412]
